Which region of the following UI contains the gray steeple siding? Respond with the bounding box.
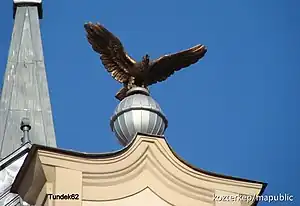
[0,2,56,159]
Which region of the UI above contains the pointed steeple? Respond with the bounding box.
[0,1,56,159]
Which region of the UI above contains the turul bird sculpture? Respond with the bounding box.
[84,22,207,101]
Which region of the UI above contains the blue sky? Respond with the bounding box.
[0,0,299,205]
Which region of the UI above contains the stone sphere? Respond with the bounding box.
[110,87,168,146]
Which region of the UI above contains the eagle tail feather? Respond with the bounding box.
[115,87,128,101]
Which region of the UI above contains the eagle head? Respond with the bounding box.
[142,54,150,64]
[140,54,150,72]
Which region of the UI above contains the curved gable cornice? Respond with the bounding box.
[11,133,266,205]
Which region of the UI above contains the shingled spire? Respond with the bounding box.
[0,0,56,159]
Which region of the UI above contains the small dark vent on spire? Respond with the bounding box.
[20,117,31,144]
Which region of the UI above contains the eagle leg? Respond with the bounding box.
[115,77,145,101]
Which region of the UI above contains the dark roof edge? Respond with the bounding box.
[167,140,267,200]
[166,139,267,185]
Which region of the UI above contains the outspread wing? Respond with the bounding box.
[147,44,207,85]
[84,22,136,83]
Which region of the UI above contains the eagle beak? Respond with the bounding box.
[84,22,91,30]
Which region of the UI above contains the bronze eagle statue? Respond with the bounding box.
[84,22,207,101]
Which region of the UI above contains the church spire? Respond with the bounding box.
[0,0,56,159]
